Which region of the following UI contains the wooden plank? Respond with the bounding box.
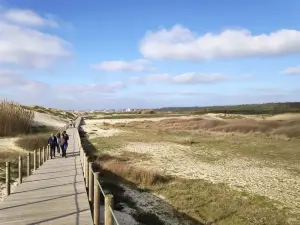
[0,128,93,225]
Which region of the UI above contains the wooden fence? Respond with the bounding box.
[75,118,120,225]
[1,123,71,198]
[3,145,51,197]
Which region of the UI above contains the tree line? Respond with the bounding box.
[157,102,300,115]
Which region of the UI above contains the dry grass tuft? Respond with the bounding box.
[16,133,49,151]
[0,100,34,137]
[96,155,170,186]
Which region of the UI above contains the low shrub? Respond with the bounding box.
[16,133,50,151]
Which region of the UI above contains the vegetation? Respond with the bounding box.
[0,100,34,137]
[95,154,298,225]
[82,115,300,224]
[158,102,300,115]
[16,133,50,151]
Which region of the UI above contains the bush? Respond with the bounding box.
[16,133,50,151]
[0,100,34,137]
[96,155,170,186]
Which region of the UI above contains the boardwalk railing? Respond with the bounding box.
[75,118,120,225]
[1,121,72,198]
[2,145,51,197]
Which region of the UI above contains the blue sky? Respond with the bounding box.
[0,0,299,110]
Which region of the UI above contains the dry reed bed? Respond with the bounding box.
[0,100,34,137]
[95,154,169,186]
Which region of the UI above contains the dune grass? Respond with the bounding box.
[112,116,300,138]
[16,134,50,151]
[95,154,299,225]
[0,100,34,137]
[84,115,300,224]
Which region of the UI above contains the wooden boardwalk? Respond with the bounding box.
[0,127,93,225]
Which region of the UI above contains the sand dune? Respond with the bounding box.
[32,112,68,128]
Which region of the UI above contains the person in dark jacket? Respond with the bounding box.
[56,132,61,155]
[61,131,69,158]
[48,133,57,159]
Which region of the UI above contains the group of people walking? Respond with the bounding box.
[48,131,69,159]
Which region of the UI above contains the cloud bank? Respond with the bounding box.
[140,25,300,61]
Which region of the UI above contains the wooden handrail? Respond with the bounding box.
[77,117,120,225]
[3,116,81,199]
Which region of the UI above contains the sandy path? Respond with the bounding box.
[110,142,300,212]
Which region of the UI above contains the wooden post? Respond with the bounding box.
[18,156,22,184]
[47,145,50,160]
[86,155,89,188]
[89,162,94,203]
[83,153,86,179]
[34,150,37,171]
[93,172,100,225]
[39,148,42,167]
[6,162,11,196]
[43,147,46,163]
[105,194,114,225]
[27,153,31,176]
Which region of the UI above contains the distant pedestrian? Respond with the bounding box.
[61,131,69,158]
[56,132,61,155]
[48,133,57,159]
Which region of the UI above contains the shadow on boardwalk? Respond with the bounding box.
[0,127,93,225]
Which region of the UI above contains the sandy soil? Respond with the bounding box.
[0,137,25,153]
[266,113,300,121]
[33,112,68,128]
[81,123,123,139]
[110,142,300,212]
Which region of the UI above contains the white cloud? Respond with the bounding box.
[59,81,125,94]
[0,21,71,68]
[281,66,300,75]
[129,72,229,84]
[0,70,50,94]
[140,25,300,61]
[90,59,155,72]
[2,9,59,27]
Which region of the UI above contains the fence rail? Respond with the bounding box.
[2,120,72,199]
[3,145,51,197]
[76,118,120,225]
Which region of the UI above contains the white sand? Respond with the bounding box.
[81,123,123,139]
[265,113,300,121]
[111,142,300,212]
[0,137,25,153]
[33,112,68,128]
